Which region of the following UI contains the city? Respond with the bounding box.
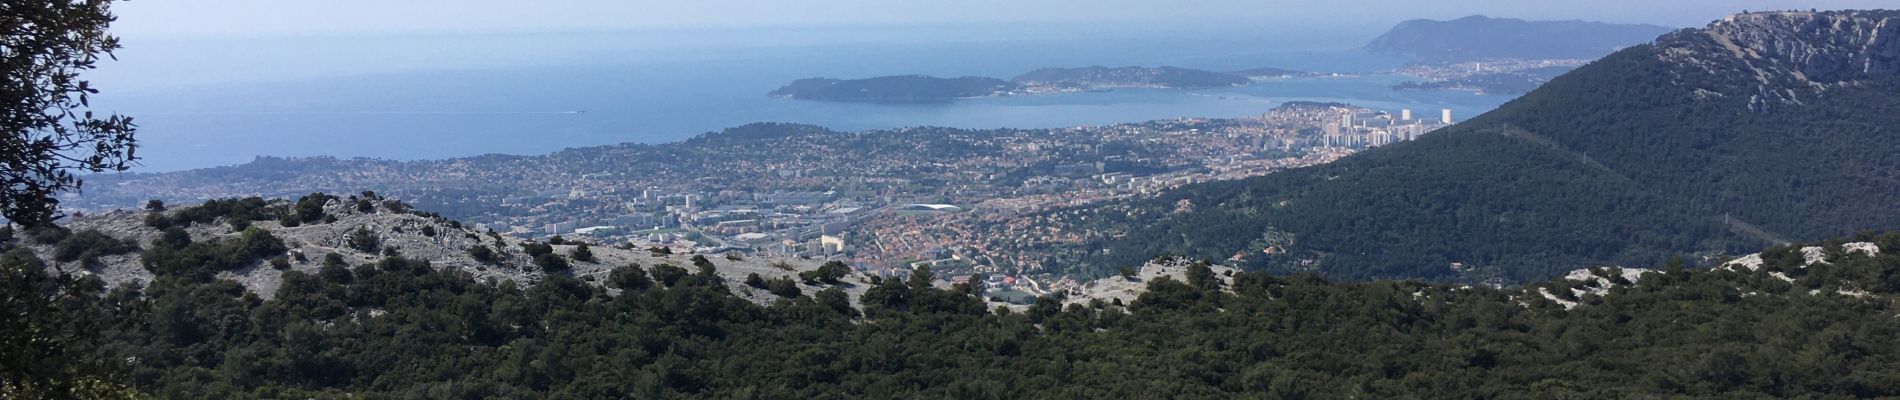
[75,101,1454,299]
[12,2,1900,397]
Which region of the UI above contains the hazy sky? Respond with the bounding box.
[117,0,1892,38]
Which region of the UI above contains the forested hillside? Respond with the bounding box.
[1051,10,1900,282]
[15,212,1900,397]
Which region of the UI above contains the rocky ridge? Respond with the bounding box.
[24,197,874,305]
[1661,10,1900,109]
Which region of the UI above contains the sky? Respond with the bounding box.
[93,0,1896,92]
[116,0,1894,39]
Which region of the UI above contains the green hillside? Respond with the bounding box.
[1061,11,1900,282]
[19,217,1900,397]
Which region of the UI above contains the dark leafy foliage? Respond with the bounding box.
[0,0,139,226]
[533,253,569,272]
[569,243,594,263]
[609,264,653,291]
[763,276,801,298]
[26,225,69,245]
[743,272,765,288]
[284,192,336,226]
[520,241,552,258]
[0,248,138,397]
[15,235,1900,397]
[140,226,287,280]
[650,264,688,288]
[467,245,497,264]
[345,227,379,253]
[799,260,850,285]
[145,197,278,230]
[51,229,138,265]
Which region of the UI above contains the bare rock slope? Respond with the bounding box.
[28,197,872,305]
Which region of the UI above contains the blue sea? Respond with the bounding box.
[91,24,1515,172]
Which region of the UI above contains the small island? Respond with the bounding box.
[771,65,1308,103]
[1011,66,1251,91]
[1229,67,1327,79]
[766,75,1020,103]
[1391,66,1573,95]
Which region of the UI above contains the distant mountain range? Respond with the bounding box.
[1041,10,1900,283]
[775,15,1671,102]
[1365,15,1675,63]
[770,65,1304,102]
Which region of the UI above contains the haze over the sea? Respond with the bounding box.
[89,0,1889,172]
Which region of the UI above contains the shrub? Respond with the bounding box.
[800,261,851,285]
[346,227,380,252]
[534,253,570,272]
[140,226,287,280]
[520,242,553,258]
[145,197,278,229]
[52,229,138,264]
[609,264,652,291]
[650,264,688,287]
[570,243,595,263]
[28,226,69,245]
[380,200,409,214]
[290,193,336,224]
[468,245,497,264]
[321,253,348,269]
[765,276,802,298]
[744,273,767,288]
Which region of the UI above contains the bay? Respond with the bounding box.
[91,26,1513,172]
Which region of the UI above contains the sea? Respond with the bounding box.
[90,24,1516,172]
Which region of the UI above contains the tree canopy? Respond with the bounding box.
[13,228,1900,398]
[1,0,139,226]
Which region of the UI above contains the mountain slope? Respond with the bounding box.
[1365,15,1674,62]
[1057,10,1900,282]
[32,195,873,304]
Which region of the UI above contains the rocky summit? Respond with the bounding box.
[1663,10,1900,109]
